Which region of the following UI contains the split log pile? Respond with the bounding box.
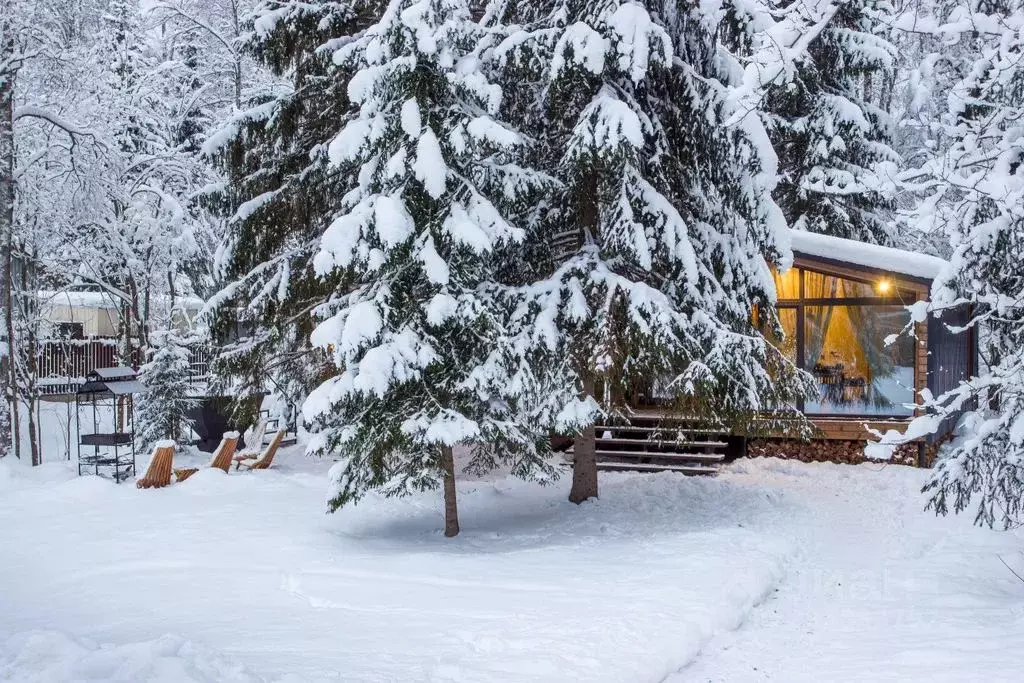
[747,438,938,467]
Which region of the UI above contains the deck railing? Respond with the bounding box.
[37,338,122,383]
[35,338,210,396]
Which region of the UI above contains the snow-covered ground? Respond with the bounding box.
[675,460,1024,682]
[1,450,1022,682]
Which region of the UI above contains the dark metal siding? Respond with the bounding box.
[926,305,975,443]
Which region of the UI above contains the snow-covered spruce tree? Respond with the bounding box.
[296,0,560,536]
[879,0,1024,528]
[204,2,362,425]
[137,329,198,452]
[762,0,900,244]
[489,0,815,502]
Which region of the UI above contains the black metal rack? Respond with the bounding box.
[76,367,142,482]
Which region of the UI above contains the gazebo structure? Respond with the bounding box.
[76,367,144,481]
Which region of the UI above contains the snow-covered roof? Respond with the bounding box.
[788,230,947,282]
[39,290,205,311]
[78,378,145,395]
[91,367,136,381]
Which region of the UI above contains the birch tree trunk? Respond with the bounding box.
[440,444,460,538]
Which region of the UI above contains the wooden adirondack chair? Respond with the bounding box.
[136,443,176,489]
[234,428,285,471]
[238,417,270,458]
[173,432,240,482]
[209,432,240,471]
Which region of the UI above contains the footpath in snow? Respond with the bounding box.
[677,459,1024,682]
[1,452,1022,682]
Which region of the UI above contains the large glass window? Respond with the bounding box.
[773,268,801,301]
[774,269,918,302]
[804,305,915,415]
[769,267,918,417]
[804,271,875,299]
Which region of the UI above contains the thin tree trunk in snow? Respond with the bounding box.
[21,255,39,466]
[26,385,38,466]
[230,0,242,109]
[9,393,19,460]
[119,297,132,369]
[131,277,146,356]
[569,375,598,504]
[441,444,460,537]
[0,27,19,460]
[569,173,601,505]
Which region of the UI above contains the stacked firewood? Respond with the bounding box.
[747,439,936,467]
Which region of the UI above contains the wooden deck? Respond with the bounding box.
[806,417,916,441]
[626,408,920,443]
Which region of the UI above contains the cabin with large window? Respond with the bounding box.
[747,231,975,464]
[590,232,975,475]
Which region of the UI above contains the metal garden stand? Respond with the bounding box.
[76,367,143,482]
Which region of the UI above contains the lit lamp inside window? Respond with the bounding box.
[875,278,892,294]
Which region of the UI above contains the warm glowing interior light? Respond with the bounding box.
[876,279,892,294]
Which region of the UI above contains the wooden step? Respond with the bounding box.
[595,425,721,435]
[595,437,728,448]
[598,461,718,475]
[595,449,725,463]
[623,409,710,420]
